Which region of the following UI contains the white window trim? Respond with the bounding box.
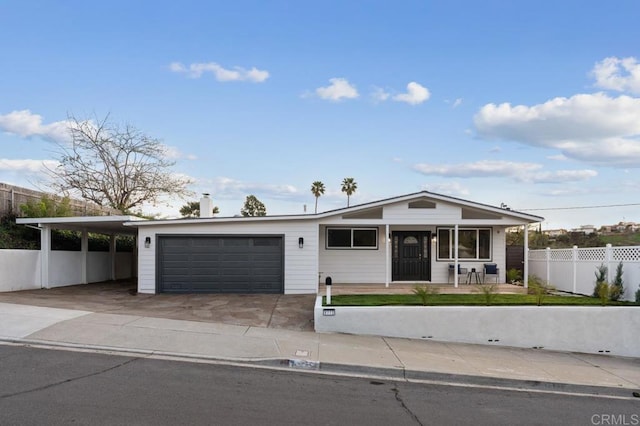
[437,227,492,261]
[326,227,379,250]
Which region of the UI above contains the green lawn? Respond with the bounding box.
[323,294,638,306]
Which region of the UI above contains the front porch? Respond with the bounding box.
[318,282,528,296]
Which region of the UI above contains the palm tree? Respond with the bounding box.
[310,181,325,214]
[341,177,357,207]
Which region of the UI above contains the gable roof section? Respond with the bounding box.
[315,191,543,222]
[125,191,543,227]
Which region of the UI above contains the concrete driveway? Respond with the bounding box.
[0,281,316,331]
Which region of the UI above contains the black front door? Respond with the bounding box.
[392,231,431,281]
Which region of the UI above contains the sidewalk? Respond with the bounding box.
[1,302,638,396]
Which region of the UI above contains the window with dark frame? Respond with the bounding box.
[326,228,378,249]
[437,228,491,260]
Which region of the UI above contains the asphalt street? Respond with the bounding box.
[0,344,638,426]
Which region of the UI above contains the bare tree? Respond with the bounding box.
[47,115,193,213]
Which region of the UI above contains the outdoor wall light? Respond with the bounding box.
[144,237,151,248]
[431,235,437,243]
[298,237,304,248]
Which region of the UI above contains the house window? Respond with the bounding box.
[326,228,378,249]
[437,228,491,260]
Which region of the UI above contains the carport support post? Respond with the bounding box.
[40,225,51,289]
[109,234,117,281]
[80,229,88,284]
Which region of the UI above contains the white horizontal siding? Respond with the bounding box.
[136,220,318,294]
[319,225,508,284]
[319,226,387,284]
[383,200,461,221]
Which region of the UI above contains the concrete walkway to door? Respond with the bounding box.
[0,281,316,331]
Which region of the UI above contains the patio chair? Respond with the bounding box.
[483,263,499,283]
[448,263,468,284]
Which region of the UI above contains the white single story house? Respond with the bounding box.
[125,191,543,294]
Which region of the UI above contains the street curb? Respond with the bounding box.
[2,337,637,399]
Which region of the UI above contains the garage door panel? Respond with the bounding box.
[158,236,283,294]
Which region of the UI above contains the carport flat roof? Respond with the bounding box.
[16,215,145,235]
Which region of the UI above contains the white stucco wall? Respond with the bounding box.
[0,249,134,292]
[0,250,41,292]
[50,251,83,287]
[136,220,319,294]
[315,299,640,357]
[115,252,133,280]
[87,252,110,283]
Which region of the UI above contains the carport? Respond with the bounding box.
[15,216,144,289]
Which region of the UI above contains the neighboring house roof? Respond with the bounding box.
[125,191,544,227]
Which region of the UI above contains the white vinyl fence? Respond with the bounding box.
[528,244,640,302]
[0,249,134,292]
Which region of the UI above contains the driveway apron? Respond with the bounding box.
[0,281,315,331]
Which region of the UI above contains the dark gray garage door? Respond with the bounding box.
[157,235,284,294]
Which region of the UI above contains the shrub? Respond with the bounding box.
[635,285,640,304]
[596,281,611,306]
[610,262,624,301]
[527,275,555,306]
[412,285,439,306]
[593,264,608,297]
[506,268,522,284]
[475,283,497,305]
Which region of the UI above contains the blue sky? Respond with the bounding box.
[1,1,639,229]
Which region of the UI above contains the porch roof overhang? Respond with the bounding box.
[16,215,144,236]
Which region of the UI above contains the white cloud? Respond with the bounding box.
[169,61,269,83]
[546,188,592,196]
[520,169,597,184]
[0,110,72,143]
[393,82,430,105]
[452,98,463,108]
[0,158,59,173]
[414,160,541,178]
[162,145,198,161]
[422,181,470,196]
[198,177,300,201]
[413,160,596,184]
[547,154,568,161]
[371,86,390,103]
[168,62,187,73]
[474,92,640,166]
[315,78,359,101]
[592,56,640,94]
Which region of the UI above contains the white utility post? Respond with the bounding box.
[40,225,51,289]
[385,224,390,287]
[454,224,459,288]
[80,229,88,284]
[523,224,529,288]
